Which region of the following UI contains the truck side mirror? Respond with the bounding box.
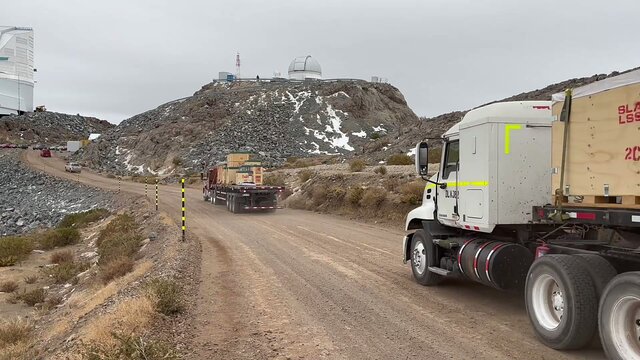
[415,142,429,176]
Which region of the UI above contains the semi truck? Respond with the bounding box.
[202,153,284,213]
[403,70,640,359]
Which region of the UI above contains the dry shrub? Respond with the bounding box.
[0,318,33,346]
[23,275,37,285]
[99,257,135,284]
[298,169,315,182]
[286,157,315,168]
[326,187,346,201]
[17,288,46,307]
[383,177,400,192]
[44,294,63,309]
[347,187,364,205]
[387,154,413,165]
[83,333,178,360]
[311,186,328,206]
[349,159,366,172]
[39,228,80,250]
[263,173,286,186]
[400,181,425,205]
[0,341,37,360]
[106,173,116,179]
[374,166,387,175]
[83,296,156,348]
[146,278,184,316]
[360,188,387,208]
[97,214,142,265]
[0,281,18,293]
[50,250,74,264]
[0,236,33,267]
[57,208,110,229]
[43,260,89,284]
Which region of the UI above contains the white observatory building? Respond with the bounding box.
[0,26,34,116]
[288,55,322,80]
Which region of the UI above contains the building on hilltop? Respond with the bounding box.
[288,55,322,80]
[0,26,34,116]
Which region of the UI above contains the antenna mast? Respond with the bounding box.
[235,52,241,79]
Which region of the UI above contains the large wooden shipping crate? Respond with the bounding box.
[551,70,640,207]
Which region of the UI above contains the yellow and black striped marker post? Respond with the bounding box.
[155,179,159,211]
[118,178,121,193]
[145,177,148,197]
[181,178,186,241]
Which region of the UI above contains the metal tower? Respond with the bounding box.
[235,52,241,79]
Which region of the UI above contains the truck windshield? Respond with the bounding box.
[442,140,459,179]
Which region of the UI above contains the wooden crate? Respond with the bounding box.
[551,81,640,204]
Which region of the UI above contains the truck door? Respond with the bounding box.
[437,140,459,226]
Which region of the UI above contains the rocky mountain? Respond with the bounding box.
[0,111,113,145]
[372,68,640,161]
[79,80,418,175]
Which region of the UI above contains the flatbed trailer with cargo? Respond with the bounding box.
[403,70,640,359]
[202,153,284,213]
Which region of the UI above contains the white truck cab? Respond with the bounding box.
[406,101,553,234]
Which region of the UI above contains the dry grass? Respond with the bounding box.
[146,278,184,316]
[23,275,37,285]
[298,169,315,182]
[83,296,156,348]
[82,333,178,360]
[97,214,142,266]
[50,250,74,264]
[57,208,110,229]
[99,257,135,284]
[0,281,18,293]
[0,318,32,346]
[0,236,33,267]
[263,172,286,186]
[400,181,425,205]
[43,260,89,284]
[0,341,37,360]
[374,166,387,175]
[349,159,366,172]
[17,288,46,307]
[38,228,80,250]
[347,187,364,205]
[387,154,413,165]
[428,147,443,163]
[360,187,387,208]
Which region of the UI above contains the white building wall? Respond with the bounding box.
[0,26,34,115]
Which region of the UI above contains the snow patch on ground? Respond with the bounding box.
[352,130,367,138]
[407,148,416,156]
[329,91,350,98]
[372,125,387,132]
[325,104,354,151]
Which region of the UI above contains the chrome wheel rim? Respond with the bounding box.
[531,273,564,330]
[412,241,426,275]
[610,295,640,358]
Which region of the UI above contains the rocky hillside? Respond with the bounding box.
[0,150,114,235]
[371,68,639,161]
[78,80,419,175]
[0,111,113,145]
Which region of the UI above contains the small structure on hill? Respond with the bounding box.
[288,55,322,80]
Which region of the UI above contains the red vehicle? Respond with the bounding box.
[40,148,51,157]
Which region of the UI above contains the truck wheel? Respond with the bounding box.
[525,254,598,350]
[574,254,617,299]
[410,230,443,286]
[599,272,640,360]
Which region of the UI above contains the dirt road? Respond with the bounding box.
[24,151,605,360]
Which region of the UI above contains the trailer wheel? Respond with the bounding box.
[574,254,617,299]
[599,272,640,360]
[409,230,443,286]
[525,254,598,350]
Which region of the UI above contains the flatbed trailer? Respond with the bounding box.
[203,184,285,213]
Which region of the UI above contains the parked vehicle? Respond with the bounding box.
[403,71,640,359]
[64,162,81,173]
[40,148,51,157]
[202,153,284,213]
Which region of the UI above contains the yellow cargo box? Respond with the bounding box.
[227,153,251,163]
[552,71,640,207]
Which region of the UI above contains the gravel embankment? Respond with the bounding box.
[0,150,114,236]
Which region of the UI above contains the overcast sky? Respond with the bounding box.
[5,0,640,123]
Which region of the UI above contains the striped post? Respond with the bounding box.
[145,177,148,197]
[155,179,159,211]
[118,178,121,193]
[181,178,186,241]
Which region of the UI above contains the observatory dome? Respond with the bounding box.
[288,55,322,80]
